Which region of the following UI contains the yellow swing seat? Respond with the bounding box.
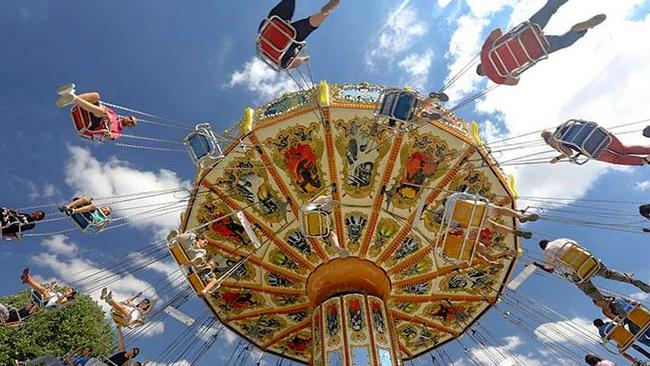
[558,243,600,284]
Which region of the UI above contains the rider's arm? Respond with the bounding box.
[127,292,142,303]
[532,261,554,273]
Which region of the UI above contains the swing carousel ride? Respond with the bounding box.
[174,82,520,365]
[5,2,650,366]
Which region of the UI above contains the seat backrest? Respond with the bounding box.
[489,23,548,77]
[169,242,191,267]
[111,311,129,328]
[71,106,94,139]
[628,305,650,331]
[582,127,612,158]
[188,271,206,293]
[608,324,635,352]
[451,200,487,228]
[442,234,473,262]
[258,16,298,65]
[559,244,599,280]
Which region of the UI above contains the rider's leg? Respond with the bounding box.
[529,0,569,30]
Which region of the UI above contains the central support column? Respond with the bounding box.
[307,258,401,366]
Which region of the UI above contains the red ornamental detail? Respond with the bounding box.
[348,298,364,331]
[326,303,339,337]
[397,151,438,199]
[284,144,321,193]
[286,335,310,353]
[222,291,257,309]
[210,213,247,244]
[371,301,385,334]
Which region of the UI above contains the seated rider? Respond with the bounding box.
[595,297,650,337]
[259,0,341,69]
[419,92,449,121]
[542,128,650,166]
[101,288,155,328]
[55,84,137,141]
[15,346,93,366]
[594,318,650,349]
[1,207,44,239]
[533,239,650,310]
[476,0,606,85]
[442,191,538,239]
[20,268,77,311]
[59,197,112,222]
[169,231,209,265]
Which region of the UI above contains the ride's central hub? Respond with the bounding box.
[312,293,400,366]
[307,259,399,365]
[306,257,392,308]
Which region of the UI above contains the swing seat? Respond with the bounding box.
[110,310,143,329]
[558,242,599,283]
[300,196,336,238]
[451,200,488,228]
[375,89,422,130]
[188,270,207,294]
[606,324,636,352]
[628,305,650,334]
[70,210,110,234]
[553,120,612,165]
[487,22,549,79]
[441,232,475,262]
[71,106,109,142]
[184,123,224,168]
[257,15,305,70]
[169,242,191,267]
[1,219,23,240]
[436,194,489,265]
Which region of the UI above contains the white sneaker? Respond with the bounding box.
[57,83,76,95]
[56,94,75,108]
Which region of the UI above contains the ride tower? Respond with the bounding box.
[174,82,520,365]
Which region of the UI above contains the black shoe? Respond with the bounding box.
[644,126,650,138]
[643,228,650,233]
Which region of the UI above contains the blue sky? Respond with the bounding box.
[1,0,650,365]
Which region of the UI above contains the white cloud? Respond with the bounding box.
[141,320,166,337]
[147,361,190,366]
[64,146,190,233]
[444,0,650,205]
[452,336,549,366]
[398,49,434,91]
[41,234,78,257]
[226,57,297,101]
[223,328,239,345]
[533,317,600,346]
[636,181,650,191]
[438,0,453,8]
[366,0,428,67]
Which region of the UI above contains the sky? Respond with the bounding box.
[1,0,650,365]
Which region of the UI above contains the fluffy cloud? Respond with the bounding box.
[366,0,428,68]
[533,317,600,346]
[226,57,297,101]
[452,336,548,366]
[635,181,650,191]
[444,0,650,205]
[65,145,190,233]
[398,49,434,91]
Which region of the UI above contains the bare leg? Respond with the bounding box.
[74,92,106,118]
[489,205,523,219]
[24,275,50,296]
[72,204,98,215]
[485,219,514,236]
[68,196,92,209]
[107,298,132,316]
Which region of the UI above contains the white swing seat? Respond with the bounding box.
[70,209,110,234]
[257,15,306,71]
[557,242,600,284]
[487,21,550,78]
[553,120,612,165]
[1,210,26,240]
[184,123,224,168]
[110,309,143,329]
[435,194,489,265]
[300,196,336,238]
[375,88,422,131]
